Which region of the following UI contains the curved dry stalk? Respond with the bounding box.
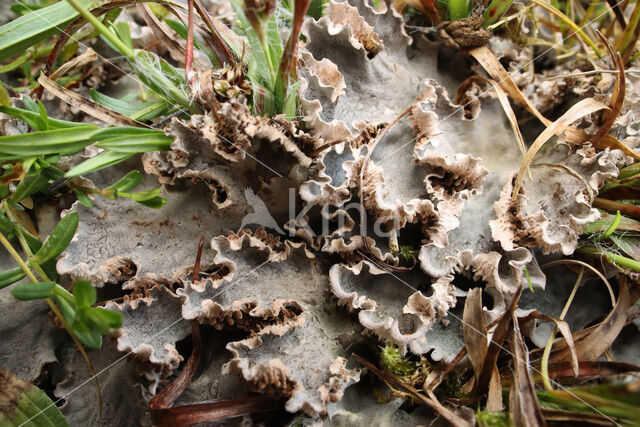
[540,259,616,307]
[591,32,626,148]
[510,98,608,203]
[455,75,527,159]
[38,74,149,128]
[541,267,583,392]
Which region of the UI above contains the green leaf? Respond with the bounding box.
[0,366,70,427]
[90,126,158,139]
[252,83,276,116]
[71,321,102,349]
[65,151,132,177]
[31,212,78,264]
[0,106,86,130]
[37,100,49,131]
[0,267,26,289]
[91,307,123,329]
[77,307,108,334]
[54,293,76,323]
[11,281,56,300]
[0,82,11,107]
[231,2,274,87]
[0,126,99,156]
[135,196,167,209]
[72,279,96,307]
[0,185,9,199]
[10,2,46,15]
[120,188,162,202]
[22,96,38,113]
[89,89,170,121]
[0,211,13,234]
[9,172,48,203]
[0,0,96,61]
[114,21,133,51]
[95,133,173,153]
[20,226,43,254]
[74,189,93,208]
[108,170,142,193]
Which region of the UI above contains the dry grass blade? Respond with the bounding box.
[591,32,626,147]
[192,0,236,67]
[456,75,527,159]
[473,287,522,396]
[528,311,579,377]
[49,47,97,80]
[509,313,546,427]
[462,287,487,382]
[352,354,473,427]
[562,281,630,362]
[151,396,279,426]
[468,46,623,149]
[469,46,549,125]
[487,366,503,412]
[535,360,640,381]
[138,4,188,65]
[511,98,609,203]
[38,74,149,128]
[541,408,619,426]
[540,259,616,306]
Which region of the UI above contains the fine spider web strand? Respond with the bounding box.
[18,251,281,427]
[355,249,623,426]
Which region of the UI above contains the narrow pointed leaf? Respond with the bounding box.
[108,171,142,193]
[0,0,93,60]
[9,172,48,203]
[0,267,26,289]
[95,134,173,153]
[0,106,85,130]
[92,307,123,329]
[120,188,163,202]
[0,366,69,426]
[0,126,98,156]
[65,151,132,177]
[89,89,170,121]
[11,281,56,300]
[31,212,78,264]
[135,196,168,209]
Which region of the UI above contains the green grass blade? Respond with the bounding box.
[89,89,170,121]
[95,134,173,153]
[31,212,78,265]
[65,151,132,177]
[0,0,96,61]
[0,126,99,156]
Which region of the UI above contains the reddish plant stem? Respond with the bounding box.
[185,0,196,90]
[193,235,205,282]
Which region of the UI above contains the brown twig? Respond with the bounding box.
[352,353,472,427]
